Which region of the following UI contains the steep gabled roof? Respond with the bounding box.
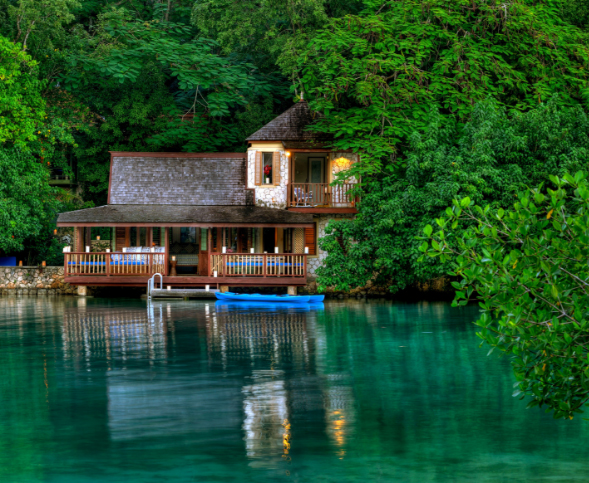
[246,100,331,143]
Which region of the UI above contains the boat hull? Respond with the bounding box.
[308,295,325,303]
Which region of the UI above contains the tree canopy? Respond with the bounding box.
[299,0,589,176]
[315,98,589,293]
[0,35,45,147]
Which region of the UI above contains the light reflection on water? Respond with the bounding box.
[1,296,589,482]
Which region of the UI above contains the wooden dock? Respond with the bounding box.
[145,289,218,299]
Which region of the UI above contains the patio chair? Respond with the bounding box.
[294,187,313,206]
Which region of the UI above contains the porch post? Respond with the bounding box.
[146,227,153,247]
[75,227,83,252]
[85,226,91,249]
[164,226,169,276]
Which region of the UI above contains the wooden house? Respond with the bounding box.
[56,99,357,291]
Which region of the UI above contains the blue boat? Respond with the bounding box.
[309,295,325,303]
[215,292,311,303]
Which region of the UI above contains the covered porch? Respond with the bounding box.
[57,205,313,288]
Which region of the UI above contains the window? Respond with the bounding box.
[263,152,273,184]
[180,228,196,243]
[255,151,281,186]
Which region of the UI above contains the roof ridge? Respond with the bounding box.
[246,101,331,142]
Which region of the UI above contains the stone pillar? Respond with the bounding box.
[77,285,87,296]
[287,286,297,296]
[220,285,229,293]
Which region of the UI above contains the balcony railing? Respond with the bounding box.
[210,254,307,278]
[287,183,356,208]
[65,252,166,276]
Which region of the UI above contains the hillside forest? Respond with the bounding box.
[0,0,589,279]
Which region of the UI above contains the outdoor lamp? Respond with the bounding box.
[250,248,254,253]
[304,247,309,254]
[41,261,46,267]
[213,270,218,277]
[275,247,279,253]
[285,151,291,157]
[205,285,210,292]
[334,157,351,169]
[85,246,90,252]
[96,236,100,241]
[222,246,227,253]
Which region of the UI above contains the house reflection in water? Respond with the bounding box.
[57,301,347,461]
[61,302,168,369]
[210,304,317,466]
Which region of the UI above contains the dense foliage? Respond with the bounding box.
[0,148,58,253]
[316,99,589,292]
[419,173,589,419]
[0,35,45,147]
[300,0,589,176]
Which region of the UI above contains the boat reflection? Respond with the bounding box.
[215,301,324,312]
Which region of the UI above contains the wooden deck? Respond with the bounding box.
[64,275,308,287]
[63,252,308,287]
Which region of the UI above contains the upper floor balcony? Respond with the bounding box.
[287,182,357,213]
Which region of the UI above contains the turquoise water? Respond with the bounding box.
[1,297,588,482]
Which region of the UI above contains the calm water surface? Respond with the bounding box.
[1,297,588,482]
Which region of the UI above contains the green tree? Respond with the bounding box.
[299,0,589,176]
[0,35,45,147]
[192,0,362,79]
[0,148,58,254]
[420,172,589,420]
[316,99,589,293]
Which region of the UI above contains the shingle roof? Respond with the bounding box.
[109,154,248,205]
[57,205,314,226]
[246,100,332,142]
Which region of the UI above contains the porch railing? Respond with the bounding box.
[210,254,307,278]
[287,183,356,208]
[64,252,166,276]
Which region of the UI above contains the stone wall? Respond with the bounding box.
[0,267,76,295]
[247,149,289,209]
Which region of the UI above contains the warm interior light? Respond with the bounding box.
[285,151,291,157]
[334,157,351,169]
